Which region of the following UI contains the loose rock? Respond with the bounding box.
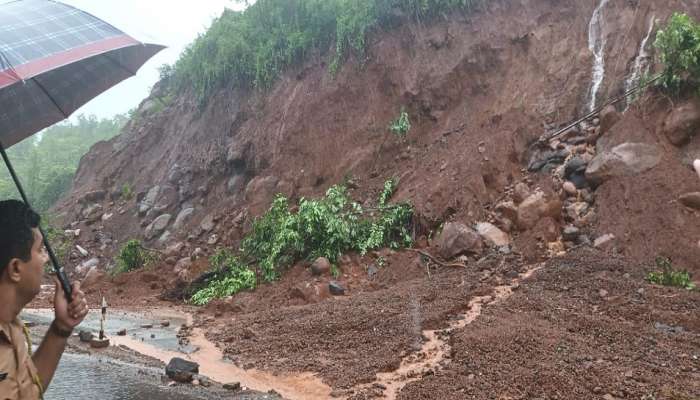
[165,358,199,383]
[329,281,345,296]
[311,257,331,276]
[435,222,484,258]
[475,222,511,247]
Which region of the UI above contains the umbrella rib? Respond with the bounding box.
[31,77,69,118]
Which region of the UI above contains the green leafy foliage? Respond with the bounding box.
[646,257,696,290]
[190,249,256,305]
[389,109,411,137]
[167,0,488,103]
[0,114,126,212]
[241,180,413,281]
[654,13,700,95]
[121,183,134,200]
[115,240,157,274]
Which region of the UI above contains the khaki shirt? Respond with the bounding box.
[0,319,41,400]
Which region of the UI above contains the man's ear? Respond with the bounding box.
[4,259,23,283]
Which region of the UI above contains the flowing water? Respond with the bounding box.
[624,15,656,107]
[587,0,611,112]
[353,264,544,400]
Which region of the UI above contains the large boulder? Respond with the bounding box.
[310,257,331,276]
[585,142,661,185]
[436,222,483,259]
[145,214,172,240]
[663,101,700,146]
[138,185,160,215]
[516,191,562,230]
[173,208,195,230]
[475,222,510,247]
[200,213,216,233]
[165,358,199,383]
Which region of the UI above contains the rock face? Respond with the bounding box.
[475,222,510,247]
[679,192,700,210]
[145,214,172,240]
[436,222,483,259]
[166,358,199,383]
[585,142,661,185]
[200,213,216,232]
[516,191,562,230]
[663,101,700,146]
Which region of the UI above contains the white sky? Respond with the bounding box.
[55,0,245,119]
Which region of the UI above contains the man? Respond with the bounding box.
[0,200,88,399]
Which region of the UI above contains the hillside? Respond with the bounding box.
[47,0,700,398]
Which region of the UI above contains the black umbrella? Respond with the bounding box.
[0,0,164,299]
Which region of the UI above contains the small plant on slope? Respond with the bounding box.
[389,108,411,138]
[190,249,256,306]
[646,257,696,290]
[115,239,157,274]
[654,13,700,95]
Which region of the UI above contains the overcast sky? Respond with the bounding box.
[56,0,244,119]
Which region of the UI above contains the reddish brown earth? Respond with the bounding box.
[36,0,700,398]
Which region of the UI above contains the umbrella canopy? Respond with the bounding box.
[0,0,164,147]
[0,0,164,299]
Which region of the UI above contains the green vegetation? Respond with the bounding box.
[654,13,700,95]
[115,239,158,274]
[646,257,696,290]
[166,0,489,103]
[190,249,256,306]
[121,183,134,200]
[0,114,126,212]
[191,179,413,304]
[389,109,411,138]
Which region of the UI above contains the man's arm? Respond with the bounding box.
[31,281,88,390]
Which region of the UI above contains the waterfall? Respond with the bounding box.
[587,0,610,112]
[624,16,655,107]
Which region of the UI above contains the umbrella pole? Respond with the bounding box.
[0,140,73,301]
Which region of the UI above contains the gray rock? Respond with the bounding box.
[82,203,103,221]
[166,358,199,383]
[223,382,241,391]
[679,192,700,210]
[475,222,510,247]
[138,185,160,215]
[173,208,195,230]
[329,281,345,296]
[513,182,531,204]
[436,222,483,259]
[227,175,246,194]
[82,266,104,289]
[310,257,331,276]
[594,234,616,249]
[562,226,580,242]
[200,213,216,233]
[79,330,94,342]
[174,257,192,273]
[158,230,171,245]
[586,142,661,185]
[145,214,172,240]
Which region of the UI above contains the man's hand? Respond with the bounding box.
[53,279,88,332]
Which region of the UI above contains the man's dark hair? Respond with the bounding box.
[0,199,41,274]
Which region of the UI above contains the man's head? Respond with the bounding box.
[0,199,47,302]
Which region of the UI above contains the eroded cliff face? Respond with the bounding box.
[56,0,699,274]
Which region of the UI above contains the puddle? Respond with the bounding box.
[25,307,332,399]
[357,264,544,400]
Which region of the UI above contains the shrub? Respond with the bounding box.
[121,183,133,200]
[115,240,156,274]
[241,180,413,281]
[190,249,256,305]
[646,257,696,290]
[167,0,489,103]
[389,109,411,137]
[654,13,700,95]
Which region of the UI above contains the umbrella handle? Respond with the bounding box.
[0,140,73,301]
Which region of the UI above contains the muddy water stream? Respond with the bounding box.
[357,264,544,400]
[24,307,332,400]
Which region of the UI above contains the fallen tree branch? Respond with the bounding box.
[406,248,467,268]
